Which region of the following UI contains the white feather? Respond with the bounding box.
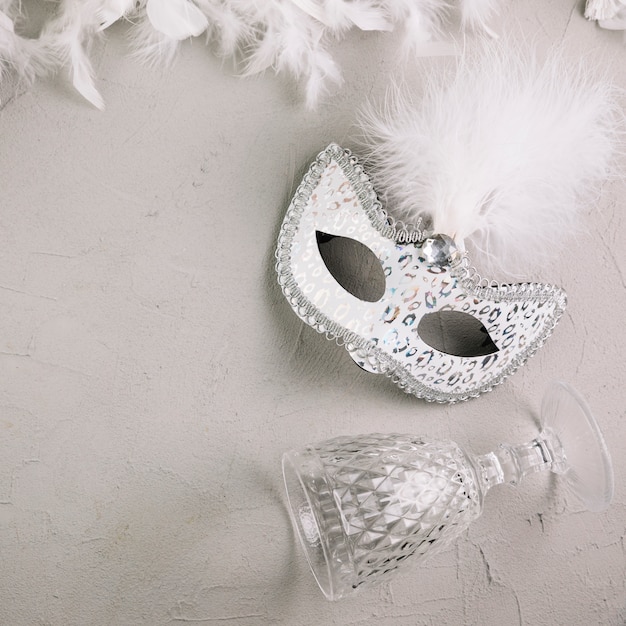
[0,8,13,33]
[288,0,329,25]
[239,1,345,108]
[459,0,500,36]
[299,0,391,32]
[128,13,181,67]
[384,0,447,55]
[193,1,252,56]
[0,7,61,85]
[303,48,343,109]
[358,41,623,276]
[39,0,107,109]
[146,0,208,40]
[69,39,105,109]
[324,0,390,31]
[584,0,622,20]
[97,0,137,30]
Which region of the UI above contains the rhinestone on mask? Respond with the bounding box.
[420,234,460,266]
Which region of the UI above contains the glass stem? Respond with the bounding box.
[474,438,554,494]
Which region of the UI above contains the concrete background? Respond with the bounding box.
[1,1,625,624]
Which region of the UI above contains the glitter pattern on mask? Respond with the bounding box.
[275,144,567,403]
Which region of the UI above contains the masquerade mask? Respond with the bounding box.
[276,144,566,403]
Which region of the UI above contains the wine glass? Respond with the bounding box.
[282,381,613,600]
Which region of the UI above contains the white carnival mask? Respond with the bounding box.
[276,144,567,403]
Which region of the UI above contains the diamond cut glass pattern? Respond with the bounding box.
[282,382,614,600]
[275,144,567,402]
[316,435,480,590]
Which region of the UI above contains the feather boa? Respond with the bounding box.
[0,0,498,109]
[358,41,623,276]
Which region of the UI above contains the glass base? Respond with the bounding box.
[541,381,614,513]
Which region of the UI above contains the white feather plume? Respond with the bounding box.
[384,0,447,55]
[460,0,500,37]
[358,41,623,276]
[127,12,181,68]
[145,0,208,40]
[0,0,500,109]
[0,8,59,88]
[97,0,137,30]
[40,0,108,109]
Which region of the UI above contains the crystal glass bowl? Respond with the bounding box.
[282,382,613,600]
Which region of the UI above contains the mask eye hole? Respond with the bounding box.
[316,231,386,302]
[418,311,499,357]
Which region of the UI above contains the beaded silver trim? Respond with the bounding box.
[275,144,567,404]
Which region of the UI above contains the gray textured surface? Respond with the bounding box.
[0,70,18,110]
[1,2,625,625]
